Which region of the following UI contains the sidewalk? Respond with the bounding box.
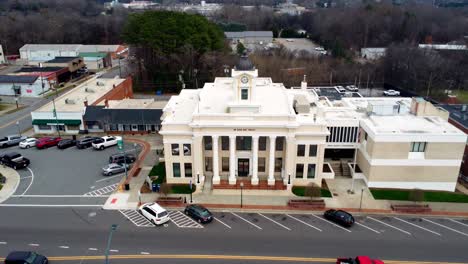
[0,166,20,203]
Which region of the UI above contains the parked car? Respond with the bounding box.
[184,204,213,224]
[383,89,400,96]
[335,86,346,93]
[109,153,136,164]
[0,152,30,170]
[36,137,61,149]
[324,209,355,227]
[138,202,170,225]
[102,163,130,176]
[315,47,325,51]
[57,139,76,149]
[19,138,37,149]
[0,135,27,148]
[76,136,100,149]
[4,251,48,264]
[92,136,121,150]
[346,85,359,92]
[336,256,384,264]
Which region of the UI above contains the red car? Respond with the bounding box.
[337,256,384,264]
[36,137,62,149]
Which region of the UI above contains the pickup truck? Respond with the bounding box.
[0,152,30,170]
[92,136,122,150]
[337,256,384,264]
[0,135,27,148]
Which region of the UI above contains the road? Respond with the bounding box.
[0,207,467,264]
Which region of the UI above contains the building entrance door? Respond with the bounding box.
[238,158,249,177]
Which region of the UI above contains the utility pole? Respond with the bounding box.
[105,224,118,264]
[51,87,61,137]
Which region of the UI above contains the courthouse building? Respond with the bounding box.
[160,56,466,192]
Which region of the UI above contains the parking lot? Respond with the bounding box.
[0,139,140,205]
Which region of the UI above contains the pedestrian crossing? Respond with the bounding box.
[168,211,204,228]
[84,183,119,197]
[119,209,154,227]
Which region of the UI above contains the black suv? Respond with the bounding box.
[109,153,136,164]
[76,137,100,149]
[323,209,355,227]
[0,152,30,170]
[4,251,48,264]
[184,204,213,224]
[57,139,76,149]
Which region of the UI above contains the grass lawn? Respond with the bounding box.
[0,184,3,191]
[371,188,468,203]
[0,104,8,111]
[170,184,196,194]
[292,186,332,198]
[149,163,166,184]
[453,90,468,104]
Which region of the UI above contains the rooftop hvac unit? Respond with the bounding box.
[96,81,105,86]
[65,98,76,104]
[85,87,95,93]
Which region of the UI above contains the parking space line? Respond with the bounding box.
[258,213,291,231]
[0,242,7,245]
[168,211,203,228]
[355,222,380,234]
[286,214,322,232]
[367,217,411,235]
[28,243,39,247]
[95,174,122,182]
[59,246,70,249]
[20,167,34,196]
[447,218,468,228]
[310,214,351,233]
[88,248,97,251]
[394,217,441,236]
[109,249,119,253]
[119,210,154,227]
[214,218,232,229]
[423,218,468,237]
[230,212,262,230]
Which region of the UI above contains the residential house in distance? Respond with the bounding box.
[31,77,133,134]
[361,48,386,60]
[0,45,6,64]
[276,1,306,15]
[78,52,111,71]
[42,57,85,78]
[160,55,466,192]
[418,44,467,51]
[0,75,50,97]
[225,31,274,46]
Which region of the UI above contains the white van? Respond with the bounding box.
[138,202,170,226]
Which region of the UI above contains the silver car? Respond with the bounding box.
[102,163,130,176]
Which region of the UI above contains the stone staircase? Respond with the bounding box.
[341,160,352,178]
[329,161,343,177]
[213,179,286,190]
[203,175,212,194]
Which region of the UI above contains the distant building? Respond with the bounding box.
[122,0,158,9]
[225,31,273,45]
[0,45,5,64]
[276,2,306,15]
[14,66,69,85]
[182,1,222,17]
[361,48,386,60]
[0,75,50,97]
[418,44,467,51]
[43,57,85,76]
[78,52,111,71]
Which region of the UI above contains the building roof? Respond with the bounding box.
[0,75,38,84]
[103,98,167,109]
[418,44,467,50]
[78,52,108,58]
[438,104,468,129]
[19,44,82,52]
[225,31,273,38]
[235,53,255,71]
[36,77,126,112]
[16,67,65,73]
[79,45,122,53]
[83,106,163,125]
[46,57,80,63]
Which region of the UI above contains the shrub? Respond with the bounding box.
[171,184,196,194]
[149,162,166,184]
[304,183,322,200]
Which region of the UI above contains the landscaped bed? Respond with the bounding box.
[371,188,468,203]
[292,186,332,198]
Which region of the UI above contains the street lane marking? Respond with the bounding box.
[231,212,262,230]
[355,222,380,234]
[95,174,123,183]
[258,213,291,231]
[110,250,119,253]
[423,218,468,237]
[447,218,468,228]
[310,214,351,232]
[394,217,441,236]
[367,217,411,235]
[140,252,150,255]
[214,217,232,229]
[88,248,98,251]
[20,167,34,196]
[286,214,322,232]
[28,243,39,247]
[59,246,70,249]
[0,242,7,245]
[11,195,110,198]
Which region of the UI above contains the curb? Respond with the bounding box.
[0,167,21,204]
[122,138,150,186]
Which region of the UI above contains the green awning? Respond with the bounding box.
[32,119,81,125]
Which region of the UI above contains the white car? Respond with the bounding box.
[92,136,121,150]
[335,86,346,93]
[286,39,294,42]
[138,202,170,226]
[346,85,359,92]
[383,89,400,96]
[19,138,37,149]
[315,47,325,51]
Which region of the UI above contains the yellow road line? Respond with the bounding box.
[0,254,465,264]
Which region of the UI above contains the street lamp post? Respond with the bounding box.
[197,172,200,184]
[359,188,364,211]
[51,94,61,137]
[105,224,118,264]
[189,180,193,204]
[288,173,291,185]
[16,121,20,136]
[15,97,18,109]
[240,182,244,208]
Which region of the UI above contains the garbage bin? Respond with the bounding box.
[124,183,130,191]
[152,183,157,192]
[157,184,161,192]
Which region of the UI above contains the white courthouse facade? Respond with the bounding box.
[160,56,466,192]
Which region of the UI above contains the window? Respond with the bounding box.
[258,158,266,172]
[307,164,316,178]
[410,142,426,152]
[241,88,248,100]
[38,124,51,130]
[123,124,131,131]
[143,207,156,217]
[173,163,181,177]
[297,144,305,156]
[109,124,118,131]
[275,158,282,172]
[138,124,145,131]
[184,163,192,177]
[276,137,284,151]
[67,125,79,131]
[295,164,304,178]
[204,136,212,150]
[236,136,252,151]
[205,157,212,172]
[171,144,180,156]
[259,137,267,151]
[364,132,368,141]
[221,136,229,150]
[222,157,229,171]
[309,145,317,157]
[183,144,191,156]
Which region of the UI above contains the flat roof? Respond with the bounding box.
[46,57,80,63]
[36,77,126,112]
[79,52,108,58]
[0,75,38,83]
[16,67,65,73]
[79,45,122,53]
[104,98,167,109]
[20,44,82,52]
[438,104,468,129]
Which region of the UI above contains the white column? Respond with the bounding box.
[251,136,259,185]
[212,135,220,185]
[229,135,236,185]
[268,136,276,186]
